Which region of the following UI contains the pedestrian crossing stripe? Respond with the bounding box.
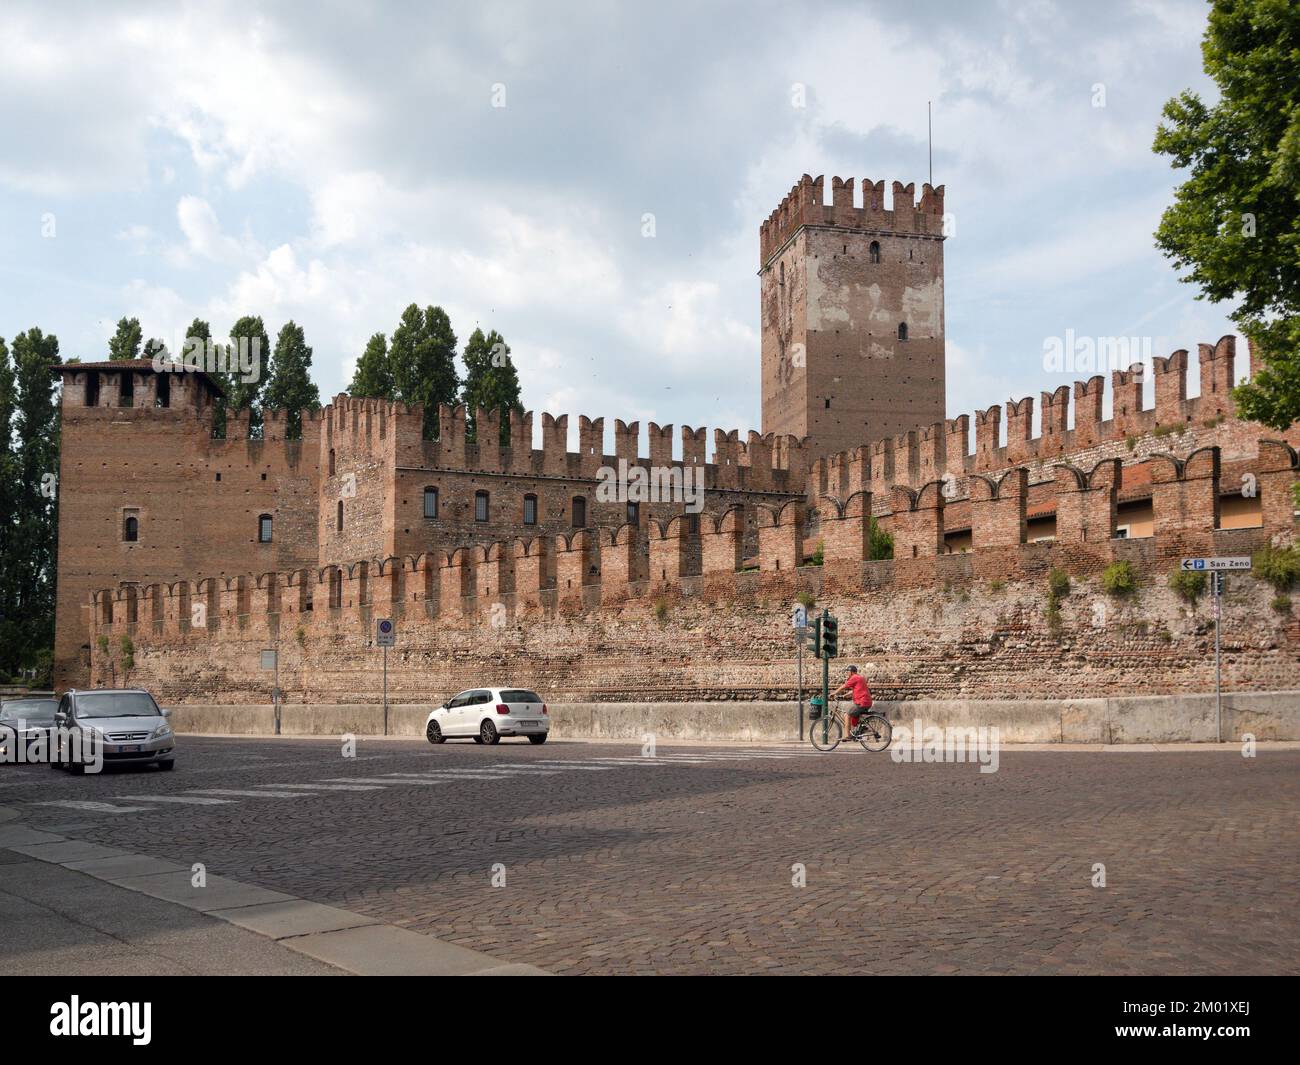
[115,794,234,805]
[32,800,155,813]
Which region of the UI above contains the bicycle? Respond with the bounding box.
[807,697,892,753]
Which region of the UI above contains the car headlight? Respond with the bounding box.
[151,723,173,740]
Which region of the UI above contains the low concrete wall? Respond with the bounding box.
[168,691,1300,743]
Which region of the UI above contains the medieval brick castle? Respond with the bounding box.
[60,176,1300,702]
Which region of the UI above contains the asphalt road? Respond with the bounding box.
[1,735,1296,975]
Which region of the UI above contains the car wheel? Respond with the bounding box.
[480,720,500,745]
[157,759,175,771]
[528,734,548,745]
[426,720,445,745]
[472,736,484,744]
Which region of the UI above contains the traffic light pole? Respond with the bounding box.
[820,608,831,745]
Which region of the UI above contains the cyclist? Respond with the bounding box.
[830,665,873,737]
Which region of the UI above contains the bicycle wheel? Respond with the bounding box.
[856,714,892,752]
[808,714,842,752]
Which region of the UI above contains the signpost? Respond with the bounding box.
[376,619,396,736]
[792,605,809,740]
[1183,558,1252,742]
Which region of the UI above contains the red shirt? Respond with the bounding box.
[845,674,872,708]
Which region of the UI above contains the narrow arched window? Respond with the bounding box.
[627,501,640,527]
[423,487,438,519]
[475,490,489,522]
[523,493,538,525]
[869,241,880,263]
[337,500,344,531]
[258,514,273,543]
[572,496,587,529]
[898,322,908,341]
[328,448,336,476]
[123,512,139,542]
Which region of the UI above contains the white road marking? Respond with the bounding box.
[115,794,234,805]
[259,783,388,792]
[187,788,314,798]
[31,801,154,813]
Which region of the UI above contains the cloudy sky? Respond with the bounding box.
[0,0,1237,450]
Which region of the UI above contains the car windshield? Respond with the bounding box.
[0,699,58,724]
[501,690,542,703]
[74,692,161,719]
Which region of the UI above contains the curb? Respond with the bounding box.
[0,814,549,977]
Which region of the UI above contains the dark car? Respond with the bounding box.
[0,697,59,762]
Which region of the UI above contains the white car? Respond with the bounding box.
[426,688,550,745]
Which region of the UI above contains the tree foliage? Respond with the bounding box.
[107,317,142,361]
[349,332,394,400]
[262,320,322,439]
[1153,0,1300,429]
[461,327,522,445]
[388,304,460,438]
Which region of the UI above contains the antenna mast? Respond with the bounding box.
[928,100,933,186]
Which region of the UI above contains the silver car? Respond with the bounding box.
[52,689,176,773]
[0,697,59,762]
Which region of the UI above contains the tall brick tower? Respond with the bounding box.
[760,174,947,459]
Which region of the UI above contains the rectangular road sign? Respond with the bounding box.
[259,649,277,670]
[376,618,396,647]
[1180,556,1251,572]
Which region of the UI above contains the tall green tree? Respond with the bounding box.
[262,320,322,439]
[1153,0,1300,429]
[220,315,270,438]
[0,337,17,679]
[349,332,394,399]
[107,317,142,361]
[5,328,61,682]
[461,327,522,445]
[388,304,459,437]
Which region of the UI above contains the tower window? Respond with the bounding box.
[475,490,490,522]
[572,495,587,529]
[85,372,100,407]
[869,241,880,263]
[119,373,134,407]
[328,449,336,476]
[258,514,273,543]
[523,494,538,525]
[825,398,831,409]
[627,501,640,527]
[779,261,785,286]
[123,510,139,543]
[898,323,908,341]
[337,500,344,531]
[423,486,438,519]
[155,372,170,408]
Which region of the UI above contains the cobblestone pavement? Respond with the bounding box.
[2,736,1296,975]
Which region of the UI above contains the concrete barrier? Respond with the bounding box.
[165,691,1300,743]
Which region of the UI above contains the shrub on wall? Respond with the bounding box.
[1168,569,1207,605]
[868,518,893,561]
[1102,560,1138,597]
[1047,568,1070,599]
[1253,545,1300,592]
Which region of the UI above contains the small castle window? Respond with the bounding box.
[869,241,880,263]
[523,494,538,526]
[215,472,221,482]
[572,496,587,529]
[85,372,100,407]
[337,500,344,532]
[123,510,139,543]
[119,373,134,407]
[328,449,336,476]
[898,323,908,341]
[258,514,273,543]
[475,490,489,522]
[627,501,640,527]
[779,262,785,286]
[686,513,699,536]
[155,372,170,408]
[423,487,438,519]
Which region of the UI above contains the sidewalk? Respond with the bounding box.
[0,808,549,977]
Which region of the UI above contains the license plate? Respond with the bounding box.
[117,744,142,753]
[518,721,535,729]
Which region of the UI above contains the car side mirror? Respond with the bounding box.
[161,708,172,718]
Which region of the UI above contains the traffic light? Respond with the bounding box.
[812,616,823,658]
[821,614,838,659]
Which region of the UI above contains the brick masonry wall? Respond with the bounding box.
[91,538,1299,706]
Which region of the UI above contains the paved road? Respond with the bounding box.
[1,736,1296,975]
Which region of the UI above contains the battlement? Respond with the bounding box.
[760,173,945,267]
[807,335,1292,505]
[318,395,810,494]
[89,437,1295,645]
